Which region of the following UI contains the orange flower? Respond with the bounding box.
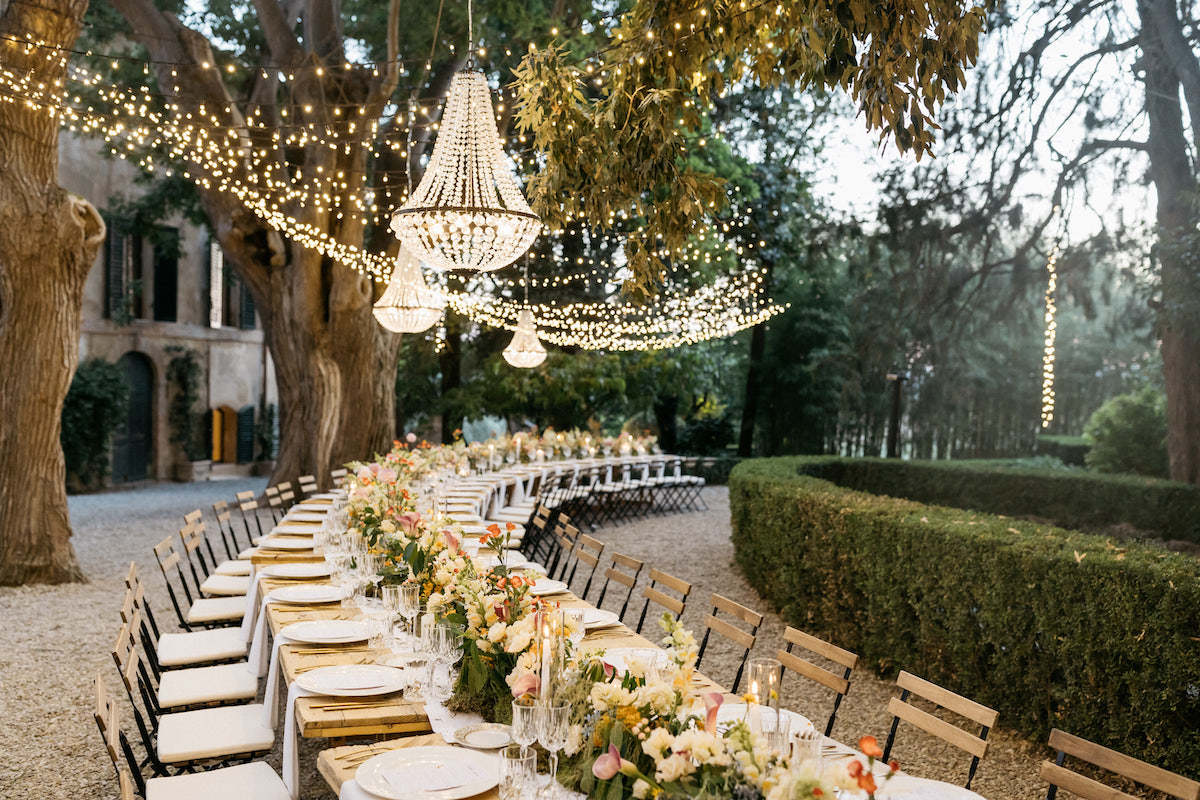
[859,735,883,759]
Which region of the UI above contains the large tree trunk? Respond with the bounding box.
[110,0,403,486]
[0,0,104,585]
[1140,0,1200,485]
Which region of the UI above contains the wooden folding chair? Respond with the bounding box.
[635,567,692,634]
[235,491,266,542]
[566,532,605,601]
[882,670,999,789]
[298,474,319,496]
[777,626,859,737]
[153,536,245,631]
[549,520,580,582]
[330,467,348,487]
[1041,728,1200,800]
[695,593,763,693]
[596,551,644,622]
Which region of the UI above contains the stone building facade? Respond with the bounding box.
[59,133,278,484]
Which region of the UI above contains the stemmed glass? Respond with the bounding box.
[499,745,537,800]
[382,584,401,648]
[397,583,420,646]
[511,698,539,758]
[536,704,570,799]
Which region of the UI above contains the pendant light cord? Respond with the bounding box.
[467,0,475,67]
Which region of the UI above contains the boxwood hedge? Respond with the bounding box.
[729,457,1200,776]
[793,456,1200,544]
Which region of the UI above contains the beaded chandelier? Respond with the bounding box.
[503,308,548,368]
[390,68,541,272]
[372,249,446,333]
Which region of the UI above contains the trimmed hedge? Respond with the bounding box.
[729,457,1200,777]
[1034,434,1091,467]
[792,456,1200,544]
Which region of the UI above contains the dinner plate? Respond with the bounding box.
[706,703,814,736]
[528,578,568,596]
[271,522,322,535]
[877,775,984,800]
[475,553,529,569]
[261,563,332,579]
[289,502,330,513]
[449,723,513,750]
[356,746,498,800]
[295,664,406,697]
[281,619,369,644]
[581,608,620,630]
[597,647,670,676]
[375,651,425,668]
[284,511,328,522]
[267,585,343,604]
[310,492,344,500]
[258,536,315,551]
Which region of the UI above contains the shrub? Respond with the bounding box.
[793,456,1200,543]
[1033,434,1090,466]
[165,346,208,461]
[729,457,1200,776]
[61,359,128,492]
[1083,387,1168,478]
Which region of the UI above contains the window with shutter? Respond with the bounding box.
[104,216,128,320]
[239,281,256,330]
[152,230,178,322]
[236,406,255,463]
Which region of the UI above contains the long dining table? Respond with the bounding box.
[251,487,986,800]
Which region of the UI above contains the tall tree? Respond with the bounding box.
[0,0,106,584]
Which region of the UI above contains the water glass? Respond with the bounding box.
[791,726,822,768]
[758,706,792,755]
[499,744,537,800]
[536,704,570,799]
[563,608,585,649]
[398,584,420,645]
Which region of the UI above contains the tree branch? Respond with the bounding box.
[1141,0,1200,157]
[381,0,402,101]
[251,0,303,65]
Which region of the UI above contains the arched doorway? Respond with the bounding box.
[112,352,154,483]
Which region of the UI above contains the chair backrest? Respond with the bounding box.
[636,567,692,634]
[236,490,265,539]
[112,617,162,727]
[121,565,162,644]
[153,535,196,630]
[276,480,293,493]
[695,593,763,693]
[883,670,999,790]
[596,551,644,621]
[211,500,244,560]
[569,532,606,601]
[1041,729,1200,800]
[178,522,216,584]
[777,626,859,737]
[298,474,318,495]
[550,519,580,581]
[331,467,348,486]
[94,672,147,798]
[183,509,203,525]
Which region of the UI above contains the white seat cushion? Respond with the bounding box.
[157,662,258,708]
[156,703,275,763]
[157,628,247,667]
[145,760,289,800]
[214,559,252,576]
[186,596,246,625]
[490,509,531,523]
[200,573,250,597]
[237,546,256,560]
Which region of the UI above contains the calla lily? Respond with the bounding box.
[510,673,540,698]
[398,511,421,535]
[443,529,460,553]
[591,745,638,780]
[703,692,724,733]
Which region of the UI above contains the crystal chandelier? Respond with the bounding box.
[390,0,541,273]
[373,249,446,333]
[503,308,548,368]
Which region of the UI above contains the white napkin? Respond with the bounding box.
[282,681,318,800]
[422,698,484,739]
[239,567,265,642]
[247,592,276,677]
[383,761,490,792]
[261,626,298,728]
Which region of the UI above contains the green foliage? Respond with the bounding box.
[786,455,1200,543]
[1083,388,1169,479]
[513,1,987,290]
[1034,435,1090,466]
[165,347,208,461]
[61,359,129,492]
[729,458,1200,776]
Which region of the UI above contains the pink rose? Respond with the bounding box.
[356,467,372,481]
[703,692,724,733]
[378,467,397,484]
[510,673,540,698]
[406,432,418,443]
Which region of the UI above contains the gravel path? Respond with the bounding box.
[1,481,1046,800]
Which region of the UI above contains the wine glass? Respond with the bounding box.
[398,583,420,646]
[563,608,585,650]
[511,698,539,758]
[536,704,570,798]
[499,744,537,800]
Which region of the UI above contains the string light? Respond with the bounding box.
[1041,206,1063,429]
[0,33,784,351]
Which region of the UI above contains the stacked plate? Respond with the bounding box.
[295,664,406,697]
[267,585,343,604]
[356,746,498,800]
[258,535,315,551]
[580,607,620,630]
[281,620,369,644]
[528,578,568,596]
[261,563,331,579]
[284,511,328,523]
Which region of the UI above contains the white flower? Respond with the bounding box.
[632,779,651,799]
[487,621,508,643]
[654,753,694,783]
[564,724,584,756]
[635,682,676,716]
[642,727,674,762]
